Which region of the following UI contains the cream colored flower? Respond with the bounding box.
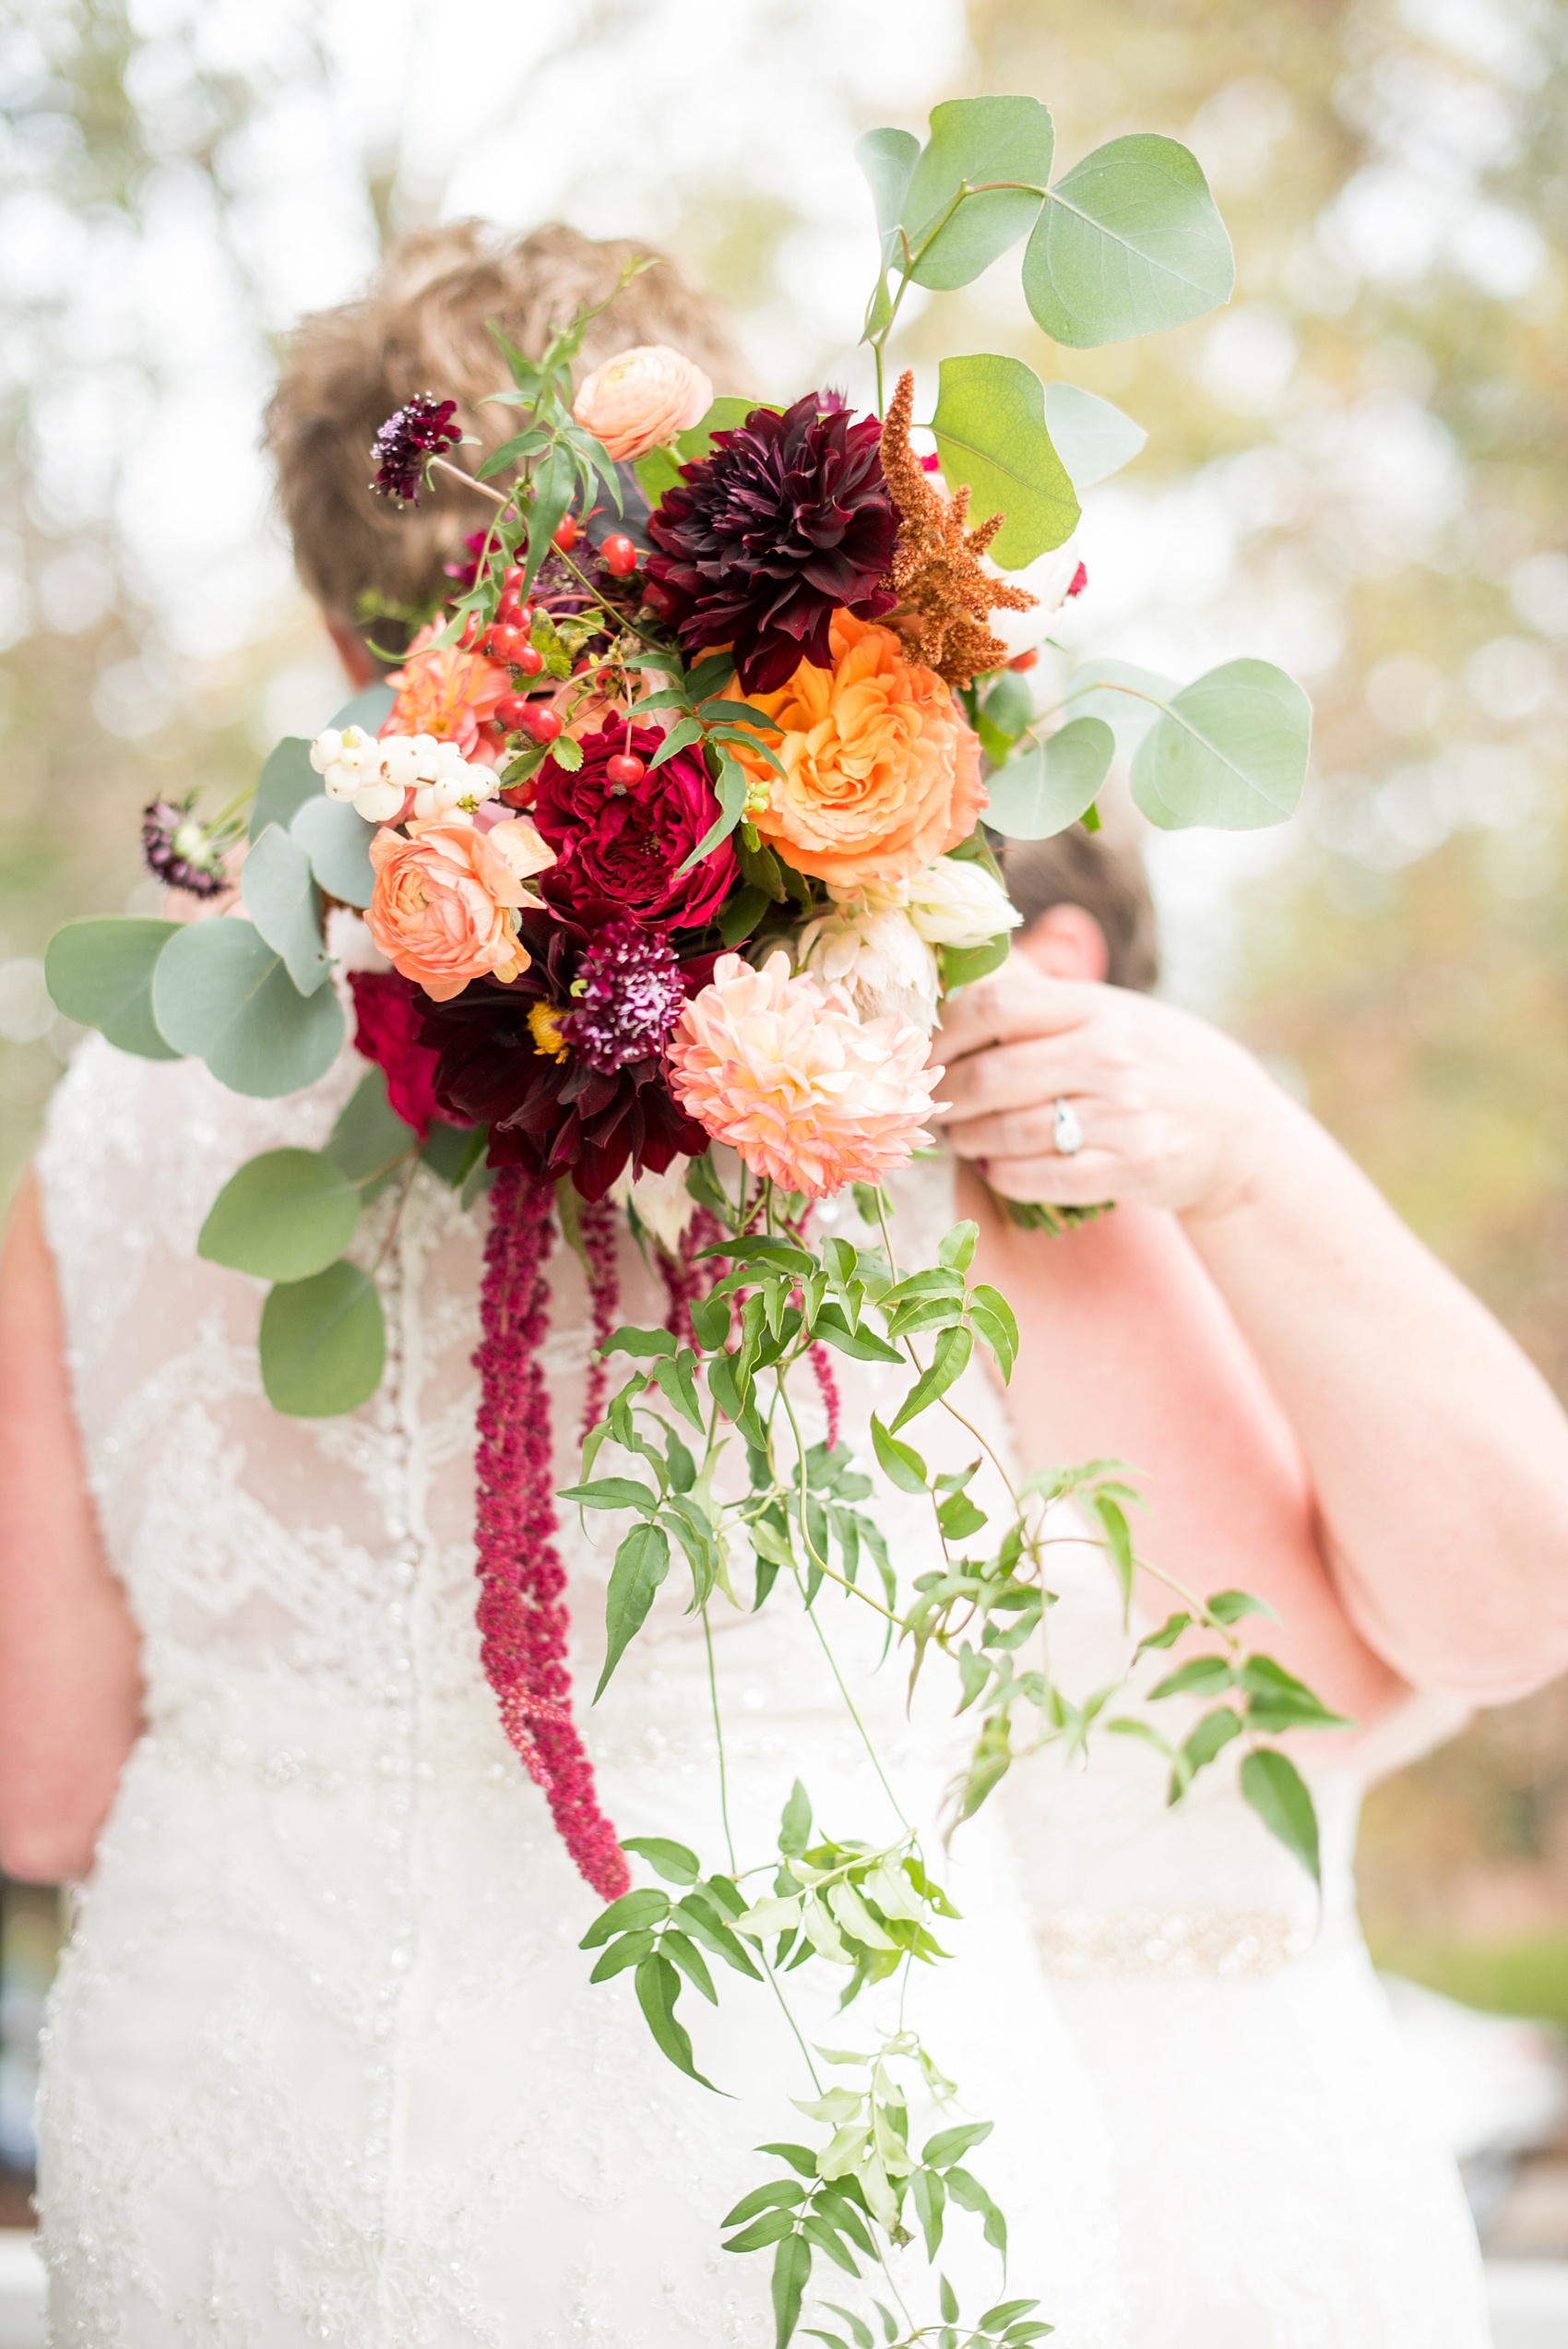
[792,903,941,1034]
[981,539,1086,660]
[610,1156,698,1255]
[905,856,1021,951]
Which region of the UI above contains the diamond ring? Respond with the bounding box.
[1052,1097,1085,1158]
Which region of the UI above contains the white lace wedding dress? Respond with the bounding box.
[31,1029,1124,2349]
[31,1017,1492,2348]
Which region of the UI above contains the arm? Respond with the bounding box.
[937,958,1568,1702]
[0,1173,141,1879]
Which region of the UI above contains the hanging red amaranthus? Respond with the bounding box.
[577,1195,621,1446]
[473,1166,629,1902]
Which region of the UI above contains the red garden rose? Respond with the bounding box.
[531,722,735,932]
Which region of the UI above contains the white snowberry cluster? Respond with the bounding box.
[308,726,500,826]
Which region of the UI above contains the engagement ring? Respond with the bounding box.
[1053,1098,1085,1158]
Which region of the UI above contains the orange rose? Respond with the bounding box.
[384,622,509,761]
[730,612,985,896]
[365,817,554,1002]
[572,344,713,462]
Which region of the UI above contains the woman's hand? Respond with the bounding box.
[934,954,1290,1222]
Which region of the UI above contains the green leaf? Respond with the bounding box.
[578,1885,671,1949]
[723,2180,808,2228]
[1147,1654,1234,1702]
[596,1522,671,1699]
[1044,381,1146,489]
[557,1477,659,1515]
[44,917,182,1060]
[890,1324,973,1431]
[778,1779,813,1858]
[250,736,319,841]
[152,918,345,1098]
[197,1148,362,1282]
[985,718,1114,840]
[856,125,921,273]
[810,1306,902,1365]
[980,668,1035,747]
[1092,1490,1134,1621]
[910,2164,946,2258]
[1065,661,1181,759]
[1023,133,1234,348]
[588,1928,658,1983]
[291,794,376,910]
[421,1118,484,1187]
[772,2230,813,2349]
[635,1950,718,2092]
[941,935,1012,991]
[1132,659,1311,833]
[636,446,683,507]
[931,354,1079,569]
[258,1261,386,1417]
[719,884,771,947]
[923,2120,995,2168]
[940,2274,960,2322]
[679,750,748,874]
[902,97,1054,291]
[602,1324,678,1359]
[677,396,764,466]
[822,2306,875,2349]
[662,1928,718,2005]
[1180,1705,1243,1774]
[1205,1588,1277,1627]
[242,824,331,996]
[327,1067,416,1199]
[968,1284,1019,1382]
[871,1416,928,1495]
[1239,1654,1352,1733]
[621,1835,701,1885]
[939,1222,978,1274]
[1240,1747,1322,1883]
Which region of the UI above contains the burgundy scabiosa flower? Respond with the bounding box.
[531,722,736,931]
[370,392,462,506]
[417,901,713,1200]
[141,801,228,898]
[644,392,899,693]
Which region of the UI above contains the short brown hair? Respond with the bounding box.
[265,221,748,629]
[1003,793,1158,991]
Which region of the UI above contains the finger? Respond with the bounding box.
[936,1035,1114,1122]
[944,1103,1104,1163]
[933,962,1099,1067]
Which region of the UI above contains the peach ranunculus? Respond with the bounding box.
[365,816,554,1003]
[572,344,713,463]
[666,950,940,1201]
[383,621,509,761]
[729,611,985,897]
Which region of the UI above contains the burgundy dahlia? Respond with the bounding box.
[531,723,735,931]
[644,393,899,693]
[416,902,713,1200]
[141,801,228,899]
[370,392,461,506]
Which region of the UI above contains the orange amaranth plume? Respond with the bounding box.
[878,370,1037,691]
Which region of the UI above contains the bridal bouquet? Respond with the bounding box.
[47,97,1341,2347]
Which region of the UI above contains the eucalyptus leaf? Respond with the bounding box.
[984,717,1113,839]
[43,917,182,1060]
[1043,381,1147,489]
[901,97,1054,291]
[635,446,683,507]
[1132,659,1310,832]
[677,397,764,465]
[930,354,1079,568]
[259,1260,386,1417]
[291,794,376,910]
[856,125,921,273]
[1023,134,1235,348]
[198,1148,362,1282]
[242,824,331,996]
[327,1067,416,1201]
[329,681,396,733]
[152,918,345,1097]
[250,737,319,842]
[1065,660,1181,758]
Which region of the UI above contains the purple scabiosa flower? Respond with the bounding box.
[370,393,461,507]
[644,392,899,693]
[570,922,687,1073]
[141,802,228,898]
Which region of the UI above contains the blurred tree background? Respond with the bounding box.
[1,0,1566,2019]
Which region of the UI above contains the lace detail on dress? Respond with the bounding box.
[30,1041,1126,2349]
